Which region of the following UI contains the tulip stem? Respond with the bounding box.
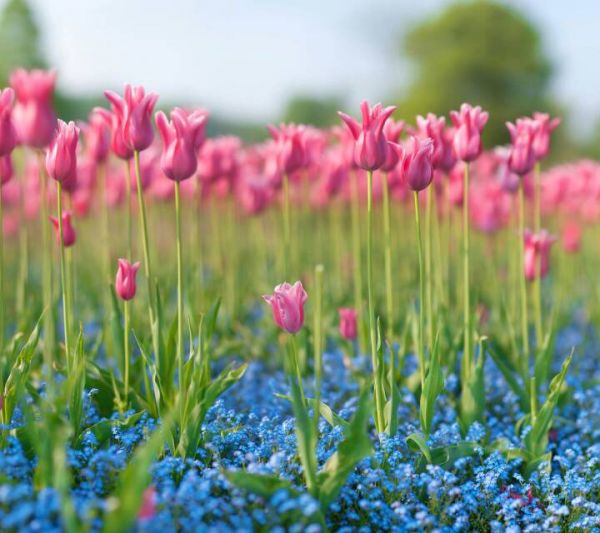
[56,182,72,368]
[533,161,543,350]
[425,185,434,351]
[367,169,385,433]
[98,162,111,285]
[313,264,324,434]
[125,160,133,261]
[0,185,4,352]
[382,172,394,342]
[350,170,365,354]
[175,181,185,402]
[414,191,426,389]
[518,179,530,378]
[282,172,291,276]
[123,299,130,403]
[462,163,472,378]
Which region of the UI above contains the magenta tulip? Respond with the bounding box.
[155,108,207,181]
[83,109,111,164]
[531,112,560,161]
[416,113,456,172]
[561,221,581,254]
[49,211,76,247]
[338,307,358,341]
[523,229,556,281]
[263,281,307,334]
[401,136,434,191]
[267,123,307,176]
[450,103,488,162]
[116,258,141,301]
[0,88,17,156]
[338,100,396,171]
[506,118,538,176]
[10,68,57,148]
[0,154,13,186]
[46,120,79,184]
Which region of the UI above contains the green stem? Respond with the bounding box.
[99,162,110,285]
[529,376,537,425]
[367,169,385,433]
[425,185,434,351]
[56,182,72,369]
[462,164,472,377]
[518,179,530,378]
[533,161,543,348]
[382,173,394,342]
[350,170,365,353]
[0,185,4,351]
[125,160,133,261]
[313,264,324,434]
[414,191,426,389]
[282,172,291,276]
[175,182,184,400]
[123,299,130,402]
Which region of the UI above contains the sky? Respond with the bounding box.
[17,0,600,132]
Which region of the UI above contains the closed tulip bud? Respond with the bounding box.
[523,229,556,281]
[0,88,17,156]
[401,136,434,191]
[46,120,79,184]
[155,108,207,181]
[10,68,57,148]
[49,211,76,247]
[267,123,307,176]
[262,281,307,334]
[338,307,358,340]
[506,118,538,176]
[531,112,560,161]
[450,103,488,162]
[338,100,396,171]
[116,258,141,301]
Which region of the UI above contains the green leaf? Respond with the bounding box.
[75,412,144,449]
[488,342,528,410]
[109,285,124,373]
[224,471,297,499]
[275,394,348,428]
[459,336,486,434]
[68,329,86,445]
[317,386,373,508]
[419,332,443,437]
[406,432,432,464]
[415,441,482,471]
[384,342,400,436]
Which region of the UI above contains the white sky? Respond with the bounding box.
[18,0,600,132]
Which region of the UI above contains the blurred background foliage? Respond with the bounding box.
[0,0,599,161]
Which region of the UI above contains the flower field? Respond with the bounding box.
[0,70,599,532]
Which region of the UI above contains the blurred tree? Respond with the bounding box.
[282,95,344,127]
[0,0,46,86]
[397,0,555,147]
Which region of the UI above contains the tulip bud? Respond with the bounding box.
[338,307,358,340]
[506,118,538,176]
[523,229,556,281]
[116,258,141,301]
[46,120,80,184]
[450,103,488,162]
[267,123,307,177]
[262,281,307,334]
[401,136,434,191]
[531,112,560,161]
[49,211,76,247]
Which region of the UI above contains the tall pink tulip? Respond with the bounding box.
[49,211,76,247]
[450,103,488,162]
[104,85,158,152]
[531,112,560,161]
[523,229,556,281]
[155,108,208,181]
[0,88,17,156]
[416,113,456,172]
[116,258,140,301]
[10,69,57,148]
[381,119,404,172]
[506,118,538,176]
[267,123,307,177]
[263,281,307,334]
[338,307,358,341]
[338,100,396,171]
[45,120,79,184]
[83,109,111,164]
[401,136,434,191]
[95,107,133,160]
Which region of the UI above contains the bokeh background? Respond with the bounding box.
[0,0,598,161]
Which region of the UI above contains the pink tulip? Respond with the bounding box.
[267,123,307,177]
[506,118,538,176]
[155,108,208,182]
[338,307,358,340]
[83,109,111,164]
[380,119,405,172]
[10,68,57,148]
[0,155,13,186]
[416,113,456,172]
[46,120,79,185]
[197,136,241,183]
[532,112,560,161]
[95,107,133,160]
[104,85,158,152]
[562,221,581,254]
[450,103,488,162]
[137,486,156,521]
[338,100,396,171]
[116,258,141,301]
[49,211,76,247]
[523,229,556,281]
[401,136,434,191]
[263,281,307,334]
[0,88,17,156]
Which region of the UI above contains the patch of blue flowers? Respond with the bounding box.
[1,326,600,532]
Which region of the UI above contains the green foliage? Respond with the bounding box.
[282,95,345,128]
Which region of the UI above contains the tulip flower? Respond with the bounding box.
[450,103,489,162]
[338,307,358,341]
[0,154,13,186]
[137,486,156,521]
[155,108,208,181]
[116,258,140,301]
[45,120,80,184]
[402,136,435,192]
[416,113,456,172]
[523,229,556,281]
[562,221,581,254]
[105,85,158,152]
[49,211,76,247]
[10,68,57,148]
[531,112,560,161]
[380,119,404,172]
[263,281,307,334]
[83,109,111,164]
[267,123,307,177]
[95,107,133,161]
[338,101,396,171]
[506,118,538,176]
[0,88,17,156]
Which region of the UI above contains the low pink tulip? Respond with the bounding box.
[524,229,556,281]
[46,120,80,185]
[263,281,307,334]
[267,123,307,177]
[0,88,17,156]
[416,113,456,172]
[401,136,434,191]
[562,221,581,254]
[49,211,76,247]
[532,112,560,161]
[506,118,538,176]
[338,307,358,340]
[116,258,141,301]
